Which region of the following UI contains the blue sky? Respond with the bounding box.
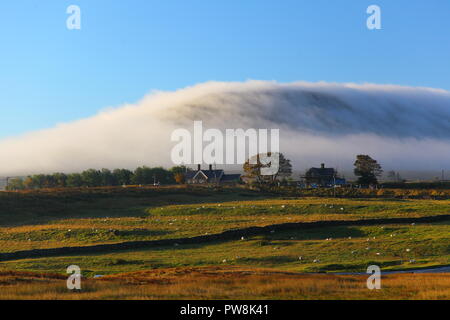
[0,0,449,139]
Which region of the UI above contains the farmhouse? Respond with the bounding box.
[303,163,346,187]
[185,165,241,185]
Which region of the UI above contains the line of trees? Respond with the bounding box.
[6,166,189,191]
[5,154,385,190]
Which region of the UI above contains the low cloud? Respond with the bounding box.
[1,80,449,176]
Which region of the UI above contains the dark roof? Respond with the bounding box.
[220,174,241,182]
[305,167,336,177]
[185,170,224,180]
[185,171,197,179]
[202,170,224,180]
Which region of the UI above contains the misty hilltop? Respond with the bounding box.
[1,80,449,176]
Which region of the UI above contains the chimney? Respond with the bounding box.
[321,163,325,169]
[209,164,213,171]
[197,164,201,171]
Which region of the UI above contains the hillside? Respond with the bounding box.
[0,186,449,299]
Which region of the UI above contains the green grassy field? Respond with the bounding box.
[1,189,449,253]
[0,186,449,299]
[1,222,448,276]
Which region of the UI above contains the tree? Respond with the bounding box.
[67,173,84,187]
[132,166,174,185]
[275,153,293,181]
[149,167,174,185]
[112,169,133,186]
[171,166,190,185]
[354,155,383,185]
[243,155,264,184]
[132,166,150,185]
[100,168,116,186]
[6,178,25,191]
[52,173,68,188]
[23,177,35,189]
[81,169,103,187]
[170,165,189,175]
[174,173,186,184]
[243,153,292,184]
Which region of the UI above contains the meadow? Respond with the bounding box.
[0,186,449,299]
[1,268,449,300]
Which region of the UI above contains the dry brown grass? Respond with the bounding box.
[0,267,449,300]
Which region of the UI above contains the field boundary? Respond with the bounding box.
[1,214,449,262]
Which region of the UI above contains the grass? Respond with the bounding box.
[1,222,448,275]
[1,186,449,299]
[0,267,449,300]
[1,196,449,253]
